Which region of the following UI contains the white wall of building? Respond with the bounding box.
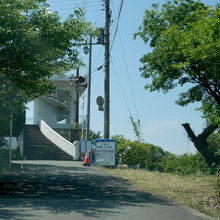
[32,75,86,130]
[33,98,58,128]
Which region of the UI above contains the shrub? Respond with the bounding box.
[113,135,214,174]
[0,149,10,171]
[113,135,169,170]
[162,153,211,174]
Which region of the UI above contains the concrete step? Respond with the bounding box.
[23,125,73,160]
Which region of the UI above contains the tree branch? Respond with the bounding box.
[181,123,197,141]
[182,123,219,166]
[197,124,218,140]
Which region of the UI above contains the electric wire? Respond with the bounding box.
[111,54,144,141]
[49,0,144,139]
[110,56,132,117]
[48,0,103,12]
[110,0,118,37]
[51,3,102,8]
[49,0,99,3]
[118,30,139,120]
[110,0,124,51]
[117,30,144,139]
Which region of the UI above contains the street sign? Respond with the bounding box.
[94,139,116,166]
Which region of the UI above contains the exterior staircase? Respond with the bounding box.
[23,125,73,160]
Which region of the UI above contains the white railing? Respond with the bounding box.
[39,120,77,160]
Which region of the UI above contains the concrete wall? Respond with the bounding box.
[33,98,58,127]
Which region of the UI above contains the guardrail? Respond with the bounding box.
[39,120,77,159]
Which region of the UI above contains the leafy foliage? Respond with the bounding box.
[207,131,220,159]
[0,138,7,148]
[113,135,214,174]
[0,0,92,137]
[113,135,170,170]
[0,149,10,171]
[0,0,92,97]
[0,76,26,139]
[135,0,220,125]
[0,105,25,137]
[89,130,102,144]
[129,116,142,142]
[162,153,211,174]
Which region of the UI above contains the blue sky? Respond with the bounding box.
[27,0,219,154]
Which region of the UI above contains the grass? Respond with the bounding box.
[104,168,220,219]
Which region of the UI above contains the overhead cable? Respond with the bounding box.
[110,0,124,51]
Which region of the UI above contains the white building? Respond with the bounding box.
[20,74,87,161]
[33,75,86,132]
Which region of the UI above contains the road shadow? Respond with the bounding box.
[0,162,173,220]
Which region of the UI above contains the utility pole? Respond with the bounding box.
[86,35,92,140]
[104,0,110,139]
[74,68,79,129]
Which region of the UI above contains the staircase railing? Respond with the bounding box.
[39,120,77,160]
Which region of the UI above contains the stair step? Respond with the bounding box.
[23,125,73,161]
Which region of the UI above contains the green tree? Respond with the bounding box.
[0,0,92,97]
[135,0,220,167]
[0,0,92,139]
[89,130,102,144]
[0,76,26,146]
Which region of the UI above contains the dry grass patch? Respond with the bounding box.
[105,169,220,219]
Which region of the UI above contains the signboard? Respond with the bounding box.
[95,139,116,166]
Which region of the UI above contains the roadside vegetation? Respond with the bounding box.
[113,135,219,175]
[135,0,220,169]
[104,135,220,219]
[106,169,220,219]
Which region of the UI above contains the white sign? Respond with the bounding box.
[95,139,116,166]
[4,137,17,149]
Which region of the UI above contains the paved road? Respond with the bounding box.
[0,161,216,220]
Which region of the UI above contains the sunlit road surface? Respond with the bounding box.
[0,161,216,220]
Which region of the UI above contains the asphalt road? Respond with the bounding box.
[0,161,216,220]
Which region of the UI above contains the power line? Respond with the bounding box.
[110,0,117,34]
[48,0,103,10]
[49,0,100,3]
[116,30,144,140]
[51,3,102,8]
[110,56,132,118]
[118,30,140,121]
[110,0,124,51]
[111,56,143,141]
